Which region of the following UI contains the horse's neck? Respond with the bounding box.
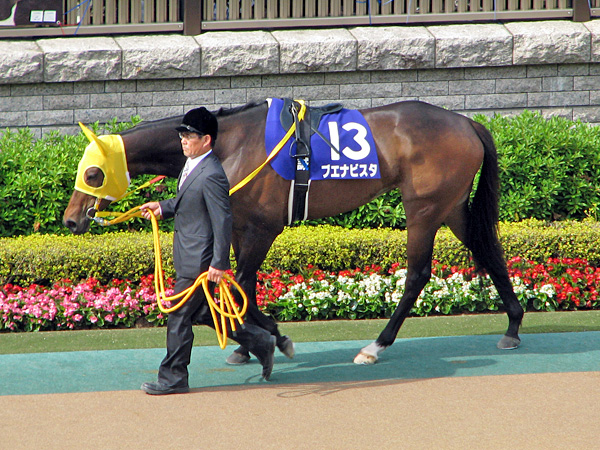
[122,130,184,179]
[214,103,268,163]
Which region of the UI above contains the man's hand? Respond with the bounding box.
[207,266,225,284]
[140,202,162,220]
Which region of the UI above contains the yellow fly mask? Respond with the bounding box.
[75,122,130,201]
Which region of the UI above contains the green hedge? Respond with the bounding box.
[2,110,600,237]
[267,220,600,271]
[0,232,174,285]
[2,219,599,286]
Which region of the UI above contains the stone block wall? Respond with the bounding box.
[2,19,600,137]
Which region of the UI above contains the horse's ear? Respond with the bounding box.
[79,122,107,156]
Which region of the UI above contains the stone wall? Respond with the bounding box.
[2,19,600,137]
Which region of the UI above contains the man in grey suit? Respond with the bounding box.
[139,107,276,395]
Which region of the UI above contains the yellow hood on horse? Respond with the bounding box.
[75,123,129,201]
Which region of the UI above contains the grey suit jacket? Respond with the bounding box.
[159,152,232,279]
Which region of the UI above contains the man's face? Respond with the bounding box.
[179,132,211,159]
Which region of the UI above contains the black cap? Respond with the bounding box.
[176,107,218,143]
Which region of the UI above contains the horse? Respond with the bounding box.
[63,99,524,365]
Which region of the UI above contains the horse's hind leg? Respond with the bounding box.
[354,219,439,365]
[227,225,294,364]
[445,203,523,349]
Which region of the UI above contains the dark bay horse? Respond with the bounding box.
[63,99,523,365]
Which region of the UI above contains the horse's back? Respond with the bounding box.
[362,100,476,136]
[359,101,486,205]
[362,100,484,165]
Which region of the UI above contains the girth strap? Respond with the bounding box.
[289,101,312,224]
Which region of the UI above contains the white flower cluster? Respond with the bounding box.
[268,267,558,320]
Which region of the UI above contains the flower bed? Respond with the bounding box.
[0,276,175,332]
[1,258,599,331]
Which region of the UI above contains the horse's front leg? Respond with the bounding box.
[354,223,437,365]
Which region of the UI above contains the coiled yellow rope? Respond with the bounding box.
[94,205,247,349]
[148,212,247,349]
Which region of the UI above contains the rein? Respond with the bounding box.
[88,175,166,225]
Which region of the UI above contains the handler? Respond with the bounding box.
[139,107,275,395]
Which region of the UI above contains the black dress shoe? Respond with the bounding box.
[141,381,189,395]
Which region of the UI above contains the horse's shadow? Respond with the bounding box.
[188,331,600,396]
[265,331,600,388]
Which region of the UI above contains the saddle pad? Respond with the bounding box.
[265,98,380,181]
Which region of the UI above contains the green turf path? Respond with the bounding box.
[2,331,600,396]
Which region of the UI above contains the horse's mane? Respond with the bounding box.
[213,100,266,118]
[118,101,267,135]
[119,115,181,135]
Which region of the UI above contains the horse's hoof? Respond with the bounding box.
[497,335,521,350]
[353,352,378,365]
[226,351,251,365]
[278,335,295,359]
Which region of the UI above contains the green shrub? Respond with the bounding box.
[0,232,174,285]
[268,220,600,271]
[477,111,600,222]
[0,117,177,237]
[2,220,599,286]
[305,111,600,228]
[2,110,600,236]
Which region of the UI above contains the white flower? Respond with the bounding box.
[539,284,555,297]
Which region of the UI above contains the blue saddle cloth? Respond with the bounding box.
[265,98,380,181]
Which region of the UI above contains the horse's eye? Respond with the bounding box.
[84,168,104,187]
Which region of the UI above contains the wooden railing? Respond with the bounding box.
[200,0,593,30]
[0,0,597,37]
[0,0,183,37]
[63,0,180,27]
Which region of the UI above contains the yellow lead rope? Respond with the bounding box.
[89,99,308,346]
[92,198,249,349]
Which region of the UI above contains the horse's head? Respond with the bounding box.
[63,123,129,234]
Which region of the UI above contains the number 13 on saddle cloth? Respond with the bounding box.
[265,98,381,181]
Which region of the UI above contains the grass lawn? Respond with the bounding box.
[1,310,600,355]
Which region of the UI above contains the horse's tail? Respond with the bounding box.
[467,120,506,272]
